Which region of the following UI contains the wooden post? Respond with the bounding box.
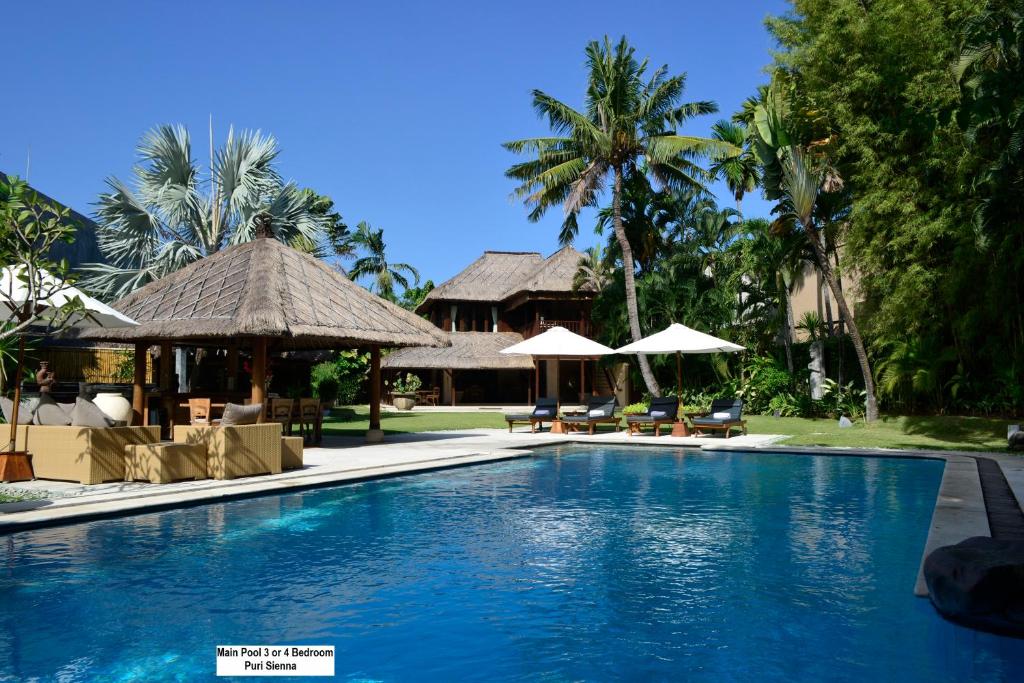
[450,369,456,406]
[534,359,540,401]
[367,346,383,442]
[251,337,267,422]
[226,343,239,391]
[159,340,174,437]
[579,359,585,403]
[132,342,147,426]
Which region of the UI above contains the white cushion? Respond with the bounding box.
[534,409,551,416]
[712,411,732,419]
[650,410,668,418]
[588,409,604,417]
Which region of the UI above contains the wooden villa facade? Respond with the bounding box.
[385,247,619,405]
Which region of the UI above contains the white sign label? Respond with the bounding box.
[216,645,335,677]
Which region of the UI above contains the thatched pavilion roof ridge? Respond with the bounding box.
[424,251,545,304]
[80,238,449,348]
[382,331,534,370]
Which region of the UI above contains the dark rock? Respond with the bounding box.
[1009,430,1024,451]
[924,536,1024,638]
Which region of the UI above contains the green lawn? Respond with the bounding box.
[323,407,1015,452]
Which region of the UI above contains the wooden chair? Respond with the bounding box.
[188,398,213,425]
[561,395,620,435]
[505,397,559,432]
[426,386,440,406]
[268,398,294,435]
[688,399,747,438]
[626,396,680,437]
[297,398,321,444]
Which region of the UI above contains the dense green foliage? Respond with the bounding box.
[310,350,369,406]
[759,0,1023,415]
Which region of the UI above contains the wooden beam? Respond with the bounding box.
[369,346,381,431]
[132,342,147,426]
[226,343,239,391]
[251,337,267,422]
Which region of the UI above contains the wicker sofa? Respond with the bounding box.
[172,423,283,480]
[13,424,161,484]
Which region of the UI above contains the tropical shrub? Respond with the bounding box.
[737,356,793,414]
[821,379,867,420]
[392,373,422,394]
[622,402,649,415]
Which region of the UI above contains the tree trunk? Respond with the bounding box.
[807,230,878,421]
[832,250,846,387]
[781,274,795,374]
[612,167,660,397]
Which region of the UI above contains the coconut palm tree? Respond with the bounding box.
[777,146,879,421]
[709,120,760,213]
[84,124,325,300]
[348,221,419,301]
[504,36,738,395]
[573,245,612,293]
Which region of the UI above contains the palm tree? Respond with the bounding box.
[777,146,879,421]
[348,221,419,301]
[504,36,738,395]
[84,124,324,300]
[709,120,760,213]
[573,245,612,293]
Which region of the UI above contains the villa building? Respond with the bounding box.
[384,247,623,405]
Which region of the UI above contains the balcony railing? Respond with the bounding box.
[530,319,588,337]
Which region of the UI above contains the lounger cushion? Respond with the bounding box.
[712,411,732,419]
[33,394,72,426]
[70,397,117,428]
[626,415,654,422]
[220,402,263,426]
[505,414,531,421]
[692,417,730,425]
[0,396,36,424]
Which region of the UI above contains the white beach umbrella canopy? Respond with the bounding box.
[1,266,137,330]
[500,325,615,358]
[615,323,744,398]
[615,323,744,355]
[501,326,614,404]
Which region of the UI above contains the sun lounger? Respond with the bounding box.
[561,395,620,435]
[626,396,680,436]
[505,397,559,432]
[689,399,747,438]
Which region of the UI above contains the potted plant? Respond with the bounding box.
[391,373,422,411]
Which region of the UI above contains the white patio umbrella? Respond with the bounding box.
[2,266,137,453]
[615,323,744,397]
[501,326,615,402]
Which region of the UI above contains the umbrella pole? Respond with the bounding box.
[676,351,682,398]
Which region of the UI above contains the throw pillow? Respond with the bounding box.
[70,397,116,428]
[650,410,668,418]
[588,408,605,417]
[0,396,36,424]
[534,408,551,416]
[220,402,263,426]
[33,393,72,426]
[712,411,732,419]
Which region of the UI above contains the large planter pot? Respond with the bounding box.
[93,392,133,424]
[393,393,417,411]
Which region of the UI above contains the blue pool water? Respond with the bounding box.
[1,447,1022,681]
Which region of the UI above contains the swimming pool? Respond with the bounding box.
[0,447,1021,681]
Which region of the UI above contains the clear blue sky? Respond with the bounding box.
[2,1,788,285]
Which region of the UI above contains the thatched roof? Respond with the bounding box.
[382,332,533,370]
[80,237,449,349]
[419,247,591,312]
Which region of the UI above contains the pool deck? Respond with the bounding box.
[1,428,1021,598]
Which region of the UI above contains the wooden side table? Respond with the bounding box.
[550,419,568,434]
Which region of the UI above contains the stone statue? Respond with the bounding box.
[808,341,824,400]
[36,361,56,394]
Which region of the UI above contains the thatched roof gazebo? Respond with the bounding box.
[81,225,448,439]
